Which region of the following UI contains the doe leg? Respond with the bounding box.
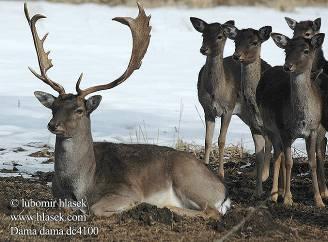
[316,129,328,198]
[283,144,293,206]
[252,133,265,197]
[204,117,215,165]
[218,112,233,178]
[306,132,325,207]
[262,136,272,182]
[271,150,283,203]
[278,153,286,197]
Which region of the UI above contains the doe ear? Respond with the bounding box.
[311,33,325,49]
[258,26,272,42]
[224,20,235,26]
[86,95,102,114]
[271,33,289,49]
[190,17,207,33]
[34,91,56,109]
[223,24,238,40]
[285,17,297,30]
[313,17,321,31]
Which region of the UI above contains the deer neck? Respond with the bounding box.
[241,58,261,94]
[204,53,226,88]
[289,69,317,114]
[54,122,96,200]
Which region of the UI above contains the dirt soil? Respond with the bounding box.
[1,146,328,241]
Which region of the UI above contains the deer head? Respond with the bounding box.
[285,17,321,39]
[190,17,235,57]
[271,33,325,74]
[25,3,151,138]
[225,25,272,64]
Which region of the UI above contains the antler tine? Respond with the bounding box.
[24,3,65,95]
[76,2,151,98]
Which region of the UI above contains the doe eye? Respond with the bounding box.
[252,41,258,46]
[304,49,309,54]
[218,36,223,40]
[305,33,310,37]
[75,109,84,114]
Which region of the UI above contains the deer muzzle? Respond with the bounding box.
[48,120,65,135]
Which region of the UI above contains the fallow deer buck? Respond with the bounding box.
[190,18,272,194]
[256,33,326,207]
[285,16,328,198]
[25,3,231,218]
[224,25,273,196]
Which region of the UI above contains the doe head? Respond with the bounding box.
[285,17,321,39]
[25,2,151,138]
[271,32,325,74]
[225,25,272,64]
[190,17,235,56]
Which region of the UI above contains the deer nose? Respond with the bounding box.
[233,53,241,61]
[48,120,60,132]
[283,63,294,72]
[200,47,208,55]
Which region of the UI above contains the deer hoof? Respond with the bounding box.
[315,195,325,208]
[320,190,328,199]
[271,193,278,203]
[283,194,293,206]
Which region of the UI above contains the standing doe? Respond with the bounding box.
[285,16,328,198]
[190,18,271,187]
[225,25,273,196]
[25,3,230,218]
[256,33,326,207]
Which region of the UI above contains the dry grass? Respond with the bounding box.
[47,0,328,9]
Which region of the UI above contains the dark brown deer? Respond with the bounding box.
[256,33,326,207]
[190,18,271,189]
[25,3,231,218]
[285,16,328,198]
[224,25,273,196]
[285,17,328,74]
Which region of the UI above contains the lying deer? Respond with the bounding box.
[190,18,272,192]
[256,32,325,207]
[25,3,230,218]
[285,16,328,198]
[224,25,273,196]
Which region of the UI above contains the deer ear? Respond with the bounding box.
[285,17,297,30]
[224,20,235,26]
[258,26,272,42]
[190,17,207,33]
[313,18,321,31]
[223,25,238,40]
[86,95,102,114]
[311,33,325,49]
[34,91,56,109]
[271,33,289,49]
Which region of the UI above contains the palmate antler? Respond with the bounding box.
[76,2,151,98]
[25,2,151,97]
[24,2,65,95]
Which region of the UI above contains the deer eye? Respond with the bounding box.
[251,41,258,46]
[305,33,310,37]
[304,49,309,54]
[75,108,84,114]
[217,35,223,40]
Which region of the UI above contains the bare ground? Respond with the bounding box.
[0,145,328,241]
